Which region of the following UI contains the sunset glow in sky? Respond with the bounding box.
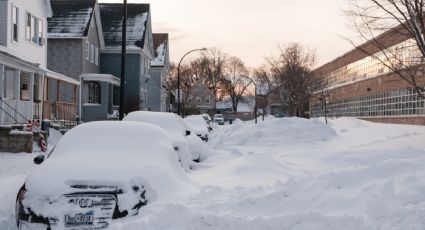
[99,0,357,68]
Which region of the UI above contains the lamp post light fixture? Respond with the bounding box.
[177,48,207,117]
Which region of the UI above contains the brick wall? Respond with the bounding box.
[361,116,425,126]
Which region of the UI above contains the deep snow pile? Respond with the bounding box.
[210,117,337,147]
[2,117,425,229]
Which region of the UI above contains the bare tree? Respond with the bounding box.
[199,48,227,112]
[222,56,253,112]
[266,43,315,117]
[346,0,425,97]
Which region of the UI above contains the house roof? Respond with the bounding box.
[151,33,168,66]
[48,0,96,38]
[99,3,150,49]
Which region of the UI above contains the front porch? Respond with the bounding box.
[0,52,44,125]
[81,74,120,122]
[43,70,80,129]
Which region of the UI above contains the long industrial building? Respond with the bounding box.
[311,26,425,125]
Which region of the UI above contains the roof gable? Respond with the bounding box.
[99,3,150,49]
[48,0,96,38]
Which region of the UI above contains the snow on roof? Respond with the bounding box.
[100,4,150,49]
[151,43,166,66]
[48,0,96,38]
[151,33,168,66]
[216,101,232,110]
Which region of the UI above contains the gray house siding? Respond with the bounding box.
[0,1,7,46]
[100,53,141,111]
[82,12,100,74]
[147,68,162,111]
[47,39,83,80]
[82,81,109,122]
[47,78,58,102]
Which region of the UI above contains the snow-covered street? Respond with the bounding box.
[2,118,425,229]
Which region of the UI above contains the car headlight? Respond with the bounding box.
[17,186,26,205]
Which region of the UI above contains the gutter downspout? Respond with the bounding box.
[79,75,83,122]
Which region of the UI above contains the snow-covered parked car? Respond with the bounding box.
[213,114,225,125]
[184,115,211,142]
[123,111,193,169]
[15,121,192,229]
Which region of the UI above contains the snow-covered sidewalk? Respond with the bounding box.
[2,118,425,229]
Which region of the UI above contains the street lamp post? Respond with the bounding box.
[177,48,207,117]
[254,83,257,124]
[119,0,127,120]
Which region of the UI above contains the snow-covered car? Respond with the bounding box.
[201,114,213,131]
[184,115,210,142]
[213,114,225,125]
[123,111,193,169]
[15,121,192,229]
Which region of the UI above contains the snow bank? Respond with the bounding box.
[210,117,337,148]
[3,117,425,229]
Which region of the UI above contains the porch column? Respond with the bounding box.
[29,73,34,120]
[14,69,20,100]
[0,64,4,124]
[0,64,4,97]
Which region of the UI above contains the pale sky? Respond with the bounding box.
[99,0,357,68]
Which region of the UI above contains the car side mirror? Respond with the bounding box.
[34,155,45,165]
[185,130,191,136]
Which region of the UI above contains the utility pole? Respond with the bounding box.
[119,0,127,120]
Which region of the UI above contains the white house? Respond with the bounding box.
[0,0,52,124]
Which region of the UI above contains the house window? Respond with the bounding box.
[38,20,43,45]
[25,13,31,41]
[20,73,30,101]
[95,47,98,65]
[12,6,18,42]
[25,12,43,45]
[4,69,16,99]
[86,82,101,104]
[90,44,94,63]
[85,41,89,60]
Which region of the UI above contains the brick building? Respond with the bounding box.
[311,26,425,125]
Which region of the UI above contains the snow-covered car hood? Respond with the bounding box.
[184,116,209,136]
[24,122,195,201]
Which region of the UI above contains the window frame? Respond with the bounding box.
[12,6,19,42]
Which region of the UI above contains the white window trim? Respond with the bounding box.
[85,41,90,60]
[90,44,94,63]
[25,12,43,46]
[95,47,99,66]
[11,5,19,43]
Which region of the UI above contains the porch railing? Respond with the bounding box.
[43,101,78,129]
[0,98,32,125]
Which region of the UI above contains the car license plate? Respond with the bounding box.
[65,211,94,227]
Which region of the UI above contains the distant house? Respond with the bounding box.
[47,0,119,122]
[185,81,215,115]
[216,97,256,121]
[148,33,170,112]
[99,3,154,114]
[0,0,53,124]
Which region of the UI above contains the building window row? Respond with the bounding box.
[316,39,421,90]
[26,12,43,45]
[312,87,425,118]
[11,6,44,46]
